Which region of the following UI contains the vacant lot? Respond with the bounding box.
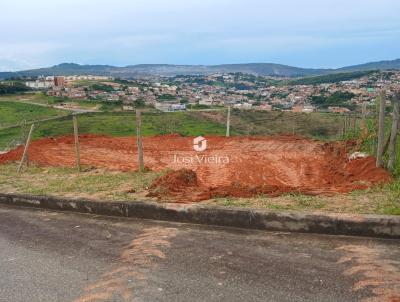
[0,92,118,112]
[1,96,398,216]
[0,101,66,128]
[0,134,391,203]
[0,162,398,215]
[0,92,66,106]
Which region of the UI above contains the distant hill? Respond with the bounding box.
[287,70,377,85]
[0,63,329,78]
[338,59,400,72]
[1,59,399,79]
[208,63,330,77]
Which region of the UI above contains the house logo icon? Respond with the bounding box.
[193,136,207,152]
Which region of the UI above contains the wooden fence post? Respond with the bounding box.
[376,91,386,167]
[361,102,367,125]
[342,116,347,137]
[73,115,81,172]
[388,92,400,171]
[292,116,295,136]
[17,123,35,174]
[21,119,30,166]
[347,114,351,133]
[136,110,144,172]
[373,96,381,156]
[226,106,231,137]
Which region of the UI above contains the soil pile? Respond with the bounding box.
[147,169,210,202]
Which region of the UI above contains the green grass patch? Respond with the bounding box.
[0,101,66,128]
[0,111,228,150]
[72,79,113,87]
[373,181,400,215]
[0,92,115,111]
[209,187,399,215]
[212,193,328,212]
[0,92,62,105]
[195,110,345,139]
[287,70,376,85]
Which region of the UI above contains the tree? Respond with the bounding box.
[134,99,145,108]
[0,82,30,94]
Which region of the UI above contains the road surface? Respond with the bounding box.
[0,205,399,302]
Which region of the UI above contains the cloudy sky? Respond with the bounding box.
[0,0,399,71]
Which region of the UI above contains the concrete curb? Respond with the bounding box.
[0,192,399,239]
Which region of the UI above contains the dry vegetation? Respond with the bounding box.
[0,163,162,202]
[1,163,398,215]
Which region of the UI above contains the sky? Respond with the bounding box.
[0,0,399,71]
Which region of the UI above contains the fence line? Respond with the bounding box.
[0,109,379,170]
[0,113,80,131]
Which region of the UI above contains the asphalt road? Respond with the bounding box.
[0,205,399,302]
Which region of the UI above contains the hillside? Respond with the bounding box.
[0,63,328,78]
[1,58,399,79]
[338,58,400,72]
[287,70,376,85]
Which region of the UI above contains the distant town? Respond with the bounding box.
[21,70,400,113]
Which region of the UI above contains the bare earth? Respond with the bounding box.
[0,134,391,202]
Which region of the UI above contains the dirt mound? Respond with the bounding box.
[146,170,282,202]
[147,169,211,202]
[149,169,198,189]
[0,134,391,202]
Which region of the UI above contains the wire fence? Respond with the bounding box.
[0,108,374,173]
[0,109,360,150]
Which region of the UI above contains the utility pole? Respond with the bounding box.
[376,91,386,168]
[136,110,144,172]
[226,106,231,137]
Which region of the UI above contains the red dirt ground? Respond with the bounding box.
[0,134,391,202]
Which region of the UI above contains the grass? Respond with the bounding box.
[32,111,228,138]
[0,92,63,105]
[374,181,400,215]
[0,163,398,215]
[195,110,345,140]
[0,94,350,152]
[72,79,113,87]
[0,163,162,202]
[0,111,228,150]
[0,92,118,111]
[0,101,66,128]
[1,94,399,216]
[208,184,400,215]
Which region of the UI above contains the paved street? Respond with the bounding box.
[0,205,399,302]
